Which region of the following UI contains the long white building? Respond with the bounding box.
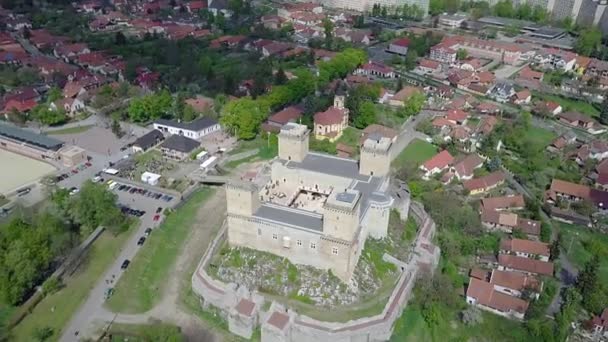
[320,0,429,17]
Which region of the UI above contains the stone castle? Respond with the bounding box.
[226,122,398,282]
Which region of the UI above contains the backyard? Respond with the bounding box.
[392,138,437,169]
[106,188,215,313]
[557,221,608,283]
[534,92,600,118]
[9,228,136,341]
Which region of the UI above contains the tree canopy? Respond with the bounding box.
[127,89,173,122]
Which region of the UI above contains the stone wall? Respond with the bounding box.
[192,200,440,342]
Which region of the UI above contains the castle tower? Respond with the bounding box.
[278,123,309,162]
[322,189,361,241]
[359,137,392,177]
[333,82,347,109]
[226,181,260,217]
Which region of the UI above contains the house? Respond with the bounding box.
[453,154,484,180]
[476,115,499,136]
[546,178,608,210]
[429,45,457,64]
[417,59,441,74]
[547,132,577,153]
[132,129,165,153]
[153,117,221,140]
[355,61,396,79]
[262,106,303,133]
[489,82,515,103]
[512,90,531,105]
[534,48,577,72]
[420,150,454,179]
[313,95,349,142]
[262,42,292,58]
[208,0,233,18]
[498,254,554,276]
[387,38,410,56]
[534,101,562,116]
[261,15,283,29]
[481,210,541,237]
[476,102,501,115]
[186,0,206,13]
[2,98,37,114]
[53,43,90,61]
[466,277,528,320]
[489,269,542,300]
[557,112,597,130]
[575,140,608,164]
[445,109,469,125]
[586,308,608,338]
[158,134,201,161]
[49,98,85,116]
[517,66,543,82]
[463,171,505,195]
[388,86,423,107]
[500,238,550,262]
[480,195,525,212]
[360,124,397,145]
[335,28,372,45]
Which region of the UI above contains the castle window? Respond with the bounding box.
[310,242,316,249]
[332,247,338,255]
[297,239,302,246]
[272,233,278,240]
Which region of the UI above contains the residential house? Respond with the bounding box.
[463,171,506,195]
[481,210,541,237]
[262,42,292,58]
[517,66,543,83]
[2,98,37,114]
[453,154,484,180]
[417,59,441,74]
[498,254,554,276]
[49,98,85,117]
[534,101,562,116]
[476,102,501,115]
[500,238,550,262]
[480,195,525,212]
[158,134,201,161]
[355,61,396,79]
[388,86,423,107]
[489,82,516,103]
[387,38,410,56]
[476,115,499,137]
[446,109,469,125]
[153,117,221,140]
[586,308,608,338]
[512,89,531,105]
[488,269,542,300]
[313,95,349,142]
[208,0,233,17]
[132,129,165,153]
[466,277,528,320]
[262,106,303,133]
[429,45,457,64]
[53,43,90,62]
[546,178,608,210]
[420,150,454,179]
[557,111,598,130]
[547,132,577,153]
[534,48,577,72]
[334,28,372,45]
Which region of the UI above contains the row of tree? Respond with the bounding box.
[370,3,425,21]
[0,181,127,306]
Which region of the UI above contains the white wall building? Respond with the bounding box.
[153,117,221,140]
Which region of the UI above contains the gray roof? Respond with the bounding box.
[133,129,164,150]
[0,122,63,151]
[160,134,200,153]
[154,117,219,132]
[255,204,323,232]
[283,152,370,182]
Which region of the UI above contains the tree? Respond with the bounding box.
[494,0,515,17]
[220,97,268,140]
[550,233,562,261]
[128,90,173,122]
[353,101,376,128]
[400,92,425,118]
[456,48,468,60]
[404,50,418,71]
[115,31,127,45]
[274,67,288,85]
[322,18,334,49]
[577,254,603,313]
[575,27,602,57]
[460,306,483,326]
[70,181,126,236]
[183,104,197,122]
[111,119,124,138]
[31,105,67,126]
[599,97,608,125]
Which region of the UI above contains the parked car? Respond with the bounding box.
[120,259,130,270]
[153,214,160,221]
[145,227,152,236]
[156,207,163,214]
[137,236,146,246]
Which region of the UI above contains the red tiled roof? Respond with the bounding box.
[235,299,255,317]
[267,312,289,330]
[519,66,543,80]
[269,106,303,125]
[392,86,422,102]
[454,154,483,178]
[498,254,554,276]
[500,238,549,257]
[422,150,454,171]
[463,171,505,192]
[419,58,440,69]
[446,109,468,122]
[548,179,608,208]
[3,98,37,113]
[360,61,393,75]
[481,195,525,211]
[314,107,346,126]
[490,269,541,292]
[391,37,410,47]
[432,117,455,128]
[467,277,529,315]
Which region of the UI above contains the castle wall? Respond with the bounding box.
[271,162,352,194]
[227,214,358,281]
[226,183,260,216]
[359,148,391,177]
[363,203,391,239]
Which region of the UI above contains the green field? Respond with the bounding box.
[47,125,94,135]
[10,229,135,341]
[534,92,600,117]
[392,139,438,169]
[557,221,608,282]
[391,304,533,341]
[526,126,557,147]
[106,188,214,313]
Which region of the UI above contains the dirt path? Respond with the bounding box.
[114,187,227,342]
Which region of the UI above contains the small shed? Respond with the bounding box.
[141,171,161,186]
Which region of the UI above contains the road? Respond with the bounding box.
[61,186,180,341]
[11,32,42,56]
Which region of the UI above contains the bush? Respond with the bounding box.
[41,277,62,296]
[460,306,483,326]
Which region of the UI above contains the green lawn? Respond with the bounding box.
[392,139,438,169]
[335,127,362,157]
[10,229,136,341]
[526,126,557,147]
[106,188,214,313]
[47,125,94,135]
[534,92,600,117]
[557,221,608,283]
[391,304,533,341]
